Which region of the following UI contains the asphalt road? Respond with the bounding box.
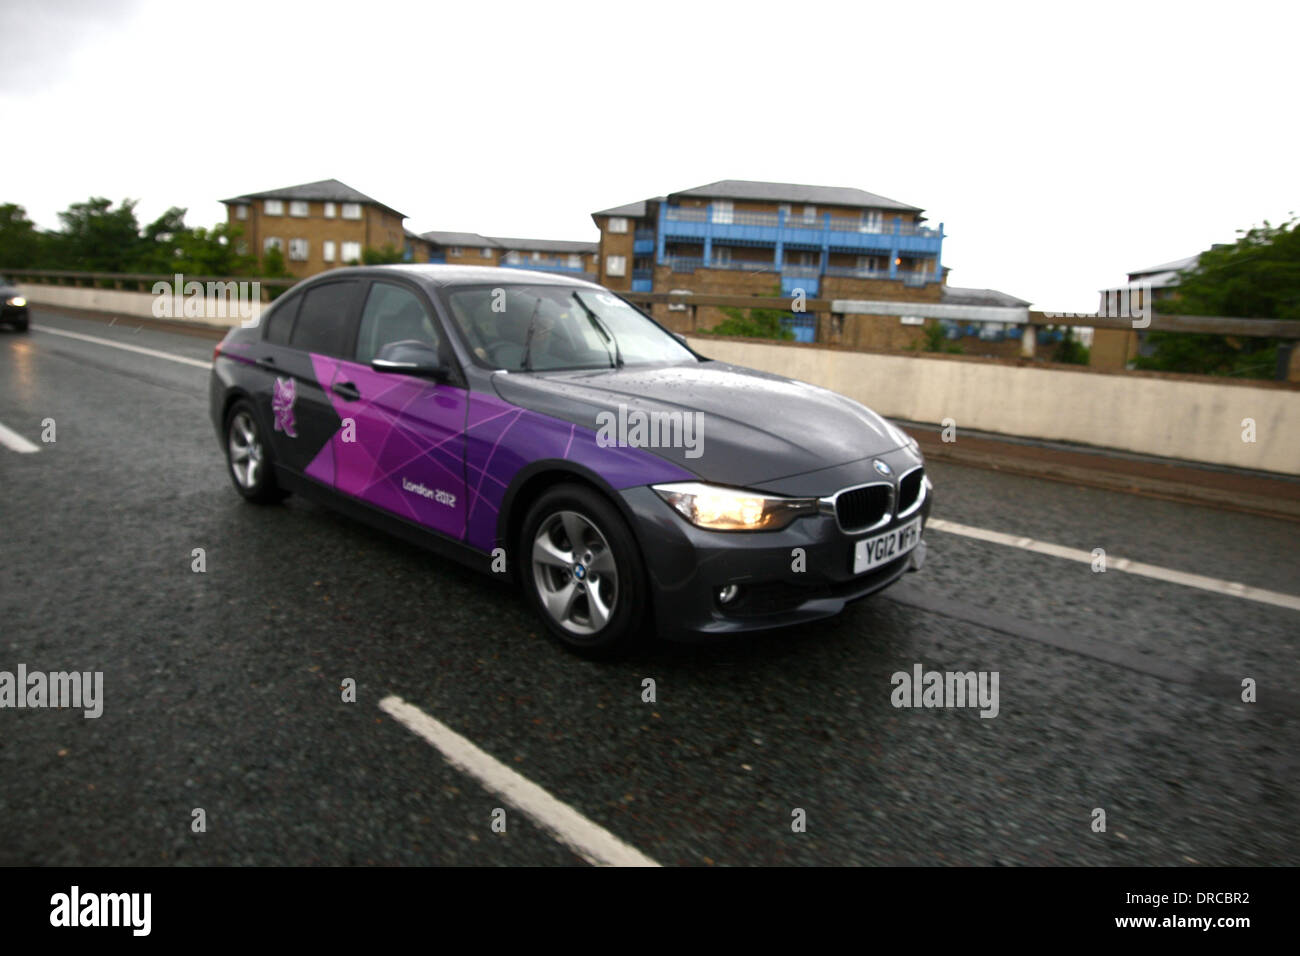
[1,308,1296,866]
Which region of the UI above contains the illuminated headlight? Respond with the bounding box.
[7,296,26,307]
[652,481,817,532]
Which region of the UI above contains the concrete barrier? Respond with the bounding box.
[686,336,1299,476]
[17,283,265,328]
[16,284,1295,475]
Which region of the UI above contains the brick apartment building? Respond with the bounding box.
[418,232,598,280]
[591,180,954,335]
[218,175,1028,353]
[221,179,407,278]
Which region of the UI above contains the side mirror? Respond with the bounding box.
[372,340,451,381]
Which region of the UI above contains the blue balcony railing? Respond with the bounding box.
[500,256,590,275]
[824,265,942,286]
[657,204,944,276]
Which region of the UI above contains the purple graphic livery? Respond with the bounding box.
[272,377,297,437]
[210,265,929,654]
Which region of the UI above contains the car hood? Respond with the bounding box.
[490,360,911,486]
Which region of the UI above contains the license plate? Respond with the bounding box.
[852,517,921,574]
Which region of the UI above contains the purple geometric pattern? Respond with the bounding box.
[306,354,467,539]
[303,355,696,552]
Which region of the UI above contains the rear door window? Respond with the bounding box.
[289,281,359,357]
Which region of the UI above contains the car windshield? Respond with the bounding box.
[445,284,695,371]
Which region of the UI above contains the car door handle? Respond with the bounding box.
[332,381,361,401]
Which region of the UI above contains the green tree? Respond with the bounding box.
[0,203,41,268]
[53,197,143,272]
[699,286,796,340]
[1051,326,1090,365]
[914,318,963,354]
[361,244,405,265]
[172,223,258,276]
[1135,217,1299,378]
[260,245,291,278]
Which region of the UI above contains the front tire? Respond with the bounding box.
[224,400,287,504]
[520,483,649,657]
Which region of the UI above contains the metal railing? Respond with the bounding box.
[662,206,940,237]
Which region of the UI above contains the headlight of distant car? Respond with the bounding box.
[6,296,26,307]
[652,481,818,532]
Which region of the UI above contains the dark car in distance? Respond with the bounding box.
[209,265,931,655]
[1,279,29,331]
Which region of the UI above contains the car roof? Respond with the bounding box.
[300,264,605,291]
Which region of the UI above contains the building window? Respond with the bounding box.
[608,216,628,233]
[860,210,883,232]
[341,203,362,220]
[323,241,336,263]
[235,240,248,255]
[289,201,309,217]
[288,239,309,261]
[505,251,522,265]
[801,205,817,223]
[568,254,582,269]
[711,246,731,266]
[263,236,283,252]
[856,255,880,272]
[264,199,284,216]
[448,246,464,257]
[481,247,493,258]
[711,201,733,224]
[324,202,337,218]
[606,255,626,277]
[531,251,541,261]
[341,241,362,263]
[234,205,247,220]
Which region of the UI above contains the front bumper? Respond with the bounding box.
[2,302,29,325]
[622,452,932,641]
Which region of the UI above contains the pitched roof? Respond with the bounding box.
[941,286,1032,309]
[592,198,663,218]
[221,178,406,218]
[667,179,922,212]
[420,231,499,248]
[1126,253,1199,288]
[489,236,598,254]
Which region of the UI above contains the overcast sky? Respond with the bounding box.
[2,0,1295,311]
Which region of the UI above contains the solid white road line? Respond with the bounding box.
[928,517,1300,612]
[379,695,660,867]
[0,419,40,453]
[32,324,211,369]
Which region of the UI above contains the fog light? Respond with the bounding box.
[717,584,742,605]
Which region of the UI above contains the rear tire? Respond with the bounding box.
[224,400,288,504]
[520,483,649,658]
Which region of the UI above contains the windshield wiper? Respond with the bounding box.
[572,292,623,369]
[520,295,543,371]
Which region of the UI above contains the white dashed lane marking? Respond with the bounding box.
[0,419,40,453]
[380,695,660,867]
[928,518,1300,613]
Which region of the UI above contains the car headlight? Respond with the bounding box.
[652,481,818,532]
[7,296,26,307]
